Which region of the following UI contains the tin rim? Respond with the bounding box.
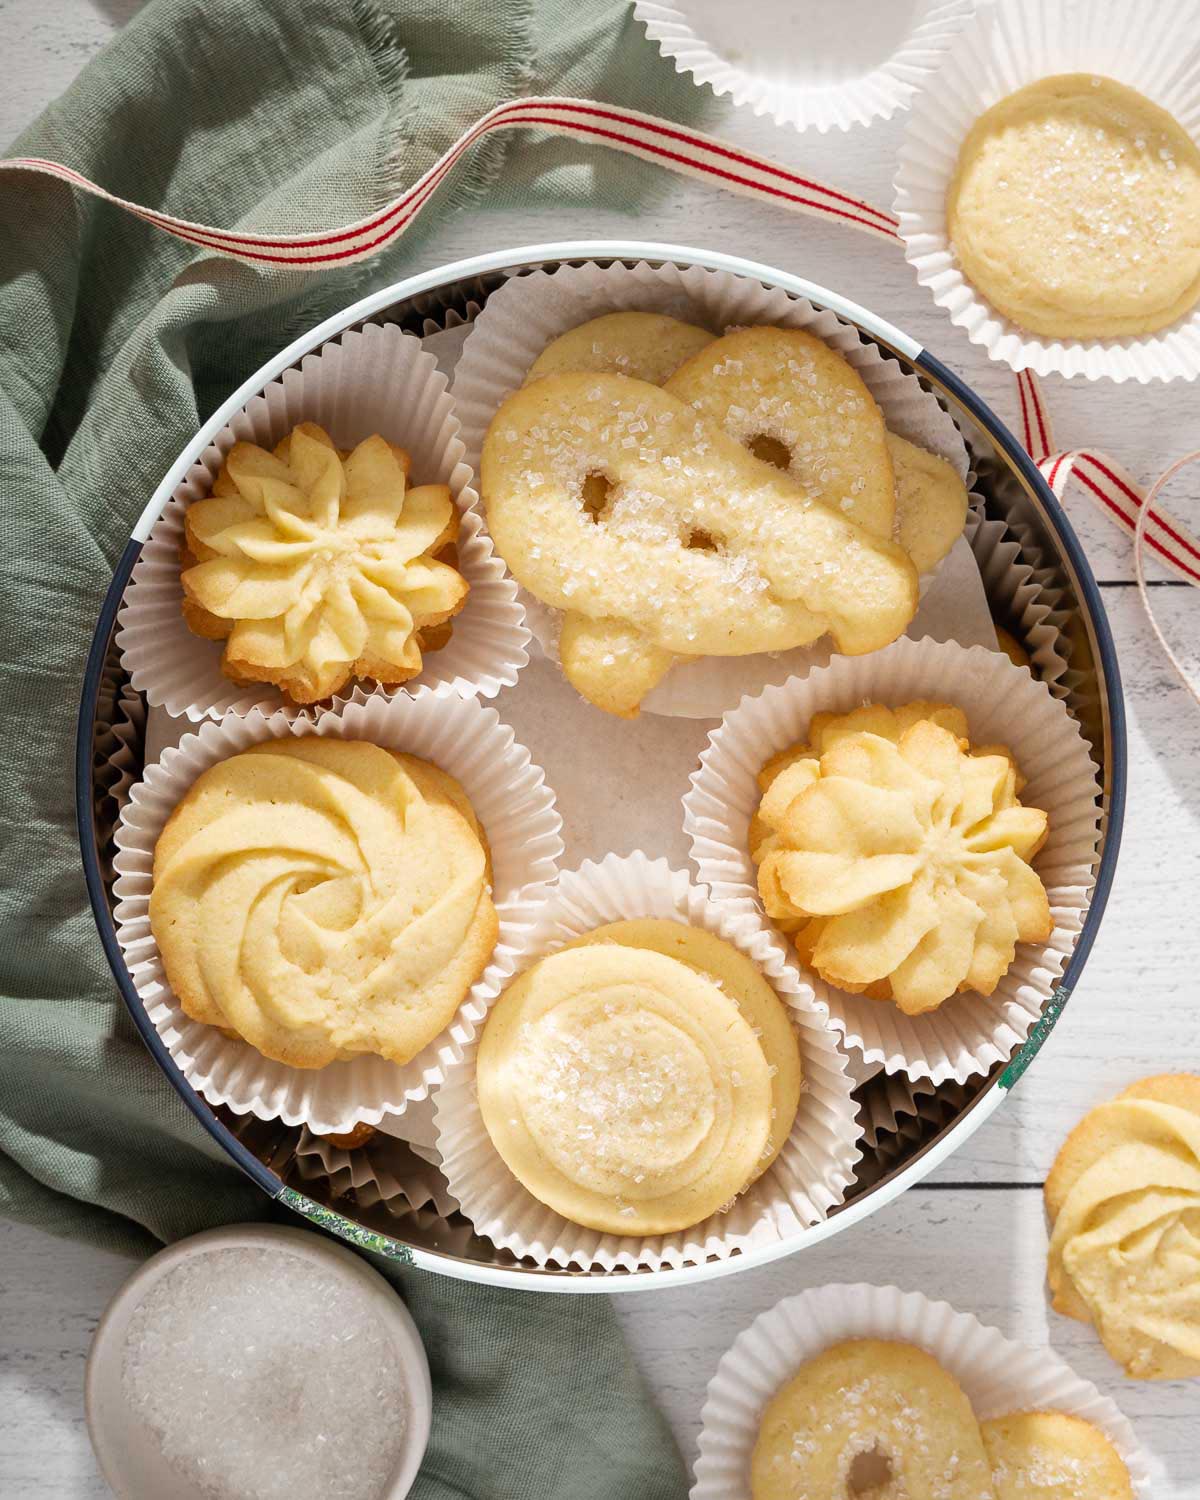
[75,241,1126,1291]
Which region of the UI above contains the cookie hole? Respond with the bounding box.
[685,528,720,552]
[747,433,791,471]
[847,1446,893,1496]
[580,471,613,523]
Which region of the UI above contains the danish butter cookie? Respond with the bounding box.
[982,1412,1134,1499]
[181,422,468,703]
[482,371,918,716]
[475,929,787,1235]
[1046,1074,1200,1378]
[751,702,1051,1014]
[527,315,966,577]
[150,739,498,1069]
[564,919,802,1185]
[750,1339,996,1500]
[948,75,1200,339]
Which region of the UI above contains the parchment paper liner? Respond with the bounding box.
[691,1282,1151,1499]
[118,321,529,721]
[633,0,976,135]
[895,0,1200,382]
[451,258,981,718]
[112,692,562,1134]
[434,853,862,1272]
[683,636,1102,1084]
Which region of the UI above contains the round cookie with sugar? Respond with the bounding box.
[982,1411,1134,1500]
[482,370,918,716]
[750,1338,996,1499]
[948,74,1200,339]
[563,918,802,1185]
[475,936,779,1235]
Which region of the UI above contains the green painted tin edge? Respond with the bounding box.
[276,1187,415,1265]
[999,985,1070,1090]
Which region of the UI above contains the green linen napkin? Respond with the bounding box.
[0,1,715,1494]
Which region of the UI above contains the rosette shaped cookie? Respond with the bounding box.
[181,422,468,703]
[1046,1075,1200,1379]
[475,923,800,1235]
[751,1339,995,1500]
[482,372,918,717]
[150,739,498,1069]
[751,702,1051,1014]
[982,1412,1134,1499]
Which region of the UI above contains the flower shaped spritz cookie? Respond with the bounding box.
[1046,1074,1200,1379]
[475,919,801,1235]
[750,702,1051,1014]
[181,423,468,703]
[150,739,498,1069]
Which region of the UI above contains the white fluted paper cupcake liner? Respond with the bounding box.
[117,321,529,721]
[634,0,976,134]
[966,510,1072,698]
[434,853,862,1273]
[452,258,980,718]
[111,692,562,1134]
[691,1283,1151,1499]
[895,0,1200,381]
[683,636,1102,1084]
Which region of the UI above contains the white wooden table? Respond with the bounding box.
[3,2,1198,1495]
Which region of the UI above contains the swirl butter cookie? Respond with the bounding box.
[982,1412,1134,1499]
[181,422,468,703]
[474,922,801,1235]
[751,702,1051,1014]
[1046,1074,1200,1379]
[150,739,498,1069]
[750,1339,996,1500]
[948,75,1200,339]
[482,370,918,717]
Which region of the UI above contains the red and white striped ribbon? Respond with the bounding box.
[0,96,897,269]
[1016,369,1200,586]
[5,90,1198,604]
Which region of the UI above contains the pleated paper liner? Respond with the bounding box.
[295,1098,458,1221]
[111,692,562,1134]
[966,510,1072,698]
[117,321,529,723]
[683,636,1103,1085]
[895,0,1200,381]
[451,257,982,718]
[633,0,976,134]
[434,854,862,1273]
[691,1283,1151,1500]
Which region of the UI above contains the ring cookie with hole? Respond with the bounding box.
[528,314,968,579]
[474,919,801,1235]
[750,1338,996,1499]
[482,317,933,716]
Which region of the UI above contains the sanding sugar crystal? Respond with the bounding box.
[120,1247,408,1500]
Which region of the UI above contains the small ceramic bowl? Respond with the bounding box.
[84,1223,431,1500]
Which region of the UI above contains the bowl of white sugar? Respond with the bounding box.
[85,1224,431,1500]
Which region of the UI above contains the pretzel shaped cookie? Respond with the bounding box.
[481,364,919,716]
